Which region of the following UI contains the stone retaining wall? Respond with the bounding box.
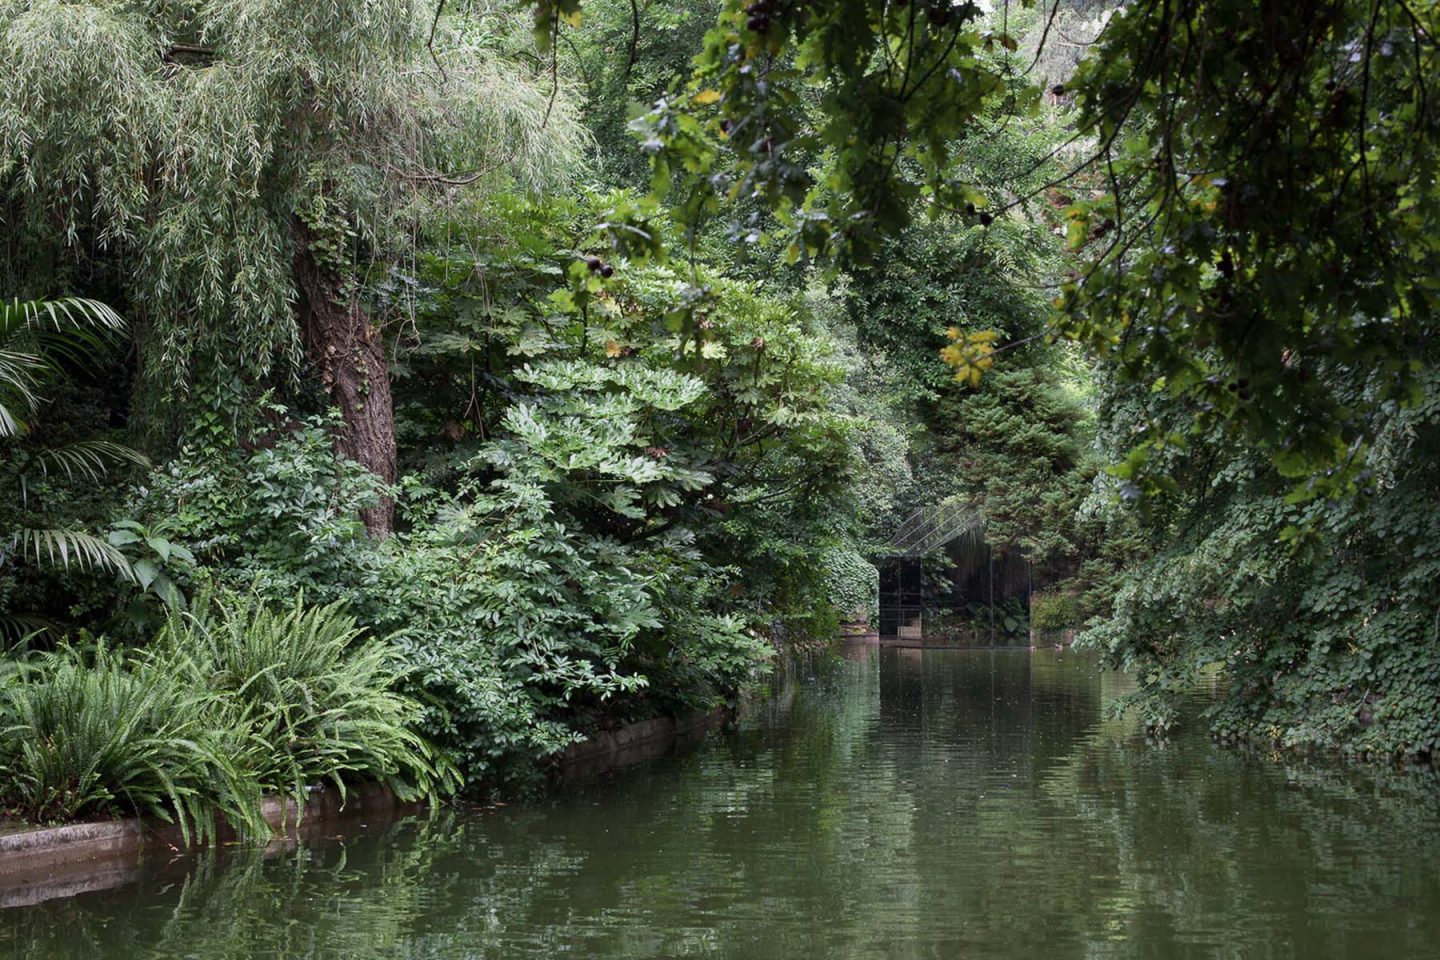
[0,706,732,907]
[0,782,414,908]
[555,706,730,779]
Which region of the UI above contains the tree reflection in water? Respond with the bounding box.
[4,649,1437,959]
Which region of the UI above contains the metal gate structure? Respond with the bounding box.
[878,498,1031,644]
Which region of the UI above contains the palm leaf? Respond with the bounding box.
[0,297,125,339]
[0,348,44,436]
[0,615,61,644]
[27,440,152,484]
[0,298,126,437]
[6,528,137,582]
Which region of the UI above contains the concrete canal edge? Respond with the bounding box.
[0,781,417,909]
[555,704,730,779]
[0,705,732,907]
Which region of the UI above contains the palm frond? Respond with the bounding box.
[0,348,44,437]
[0,400,22,438]
[6,528,137,582]
[0,297,125,339]
[27,440,152,483]
[0,615,61,645]
[0,298,127,437]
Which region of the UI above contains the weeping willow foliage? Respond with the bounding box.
[0,0,588,401]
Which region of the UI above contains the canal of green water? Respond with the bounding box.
[4,647,1439,958]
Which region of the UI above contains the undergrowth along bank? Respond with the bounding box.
[0,592,454,840]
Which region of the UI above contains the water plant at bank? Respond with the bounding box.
[0,593,451,838]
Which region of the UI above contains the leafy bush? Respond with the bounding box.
[1029,591,1083,632]
[823,548,879,623]
[141,407,383,608]
[0,594,451,836]
[0,644,244,839]
[368,512,651,782]
[1083,357,1440,757]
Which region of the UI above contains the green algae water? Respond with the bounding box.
[4,647,1439,959]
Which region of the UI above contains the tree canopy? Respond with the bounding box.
[527,0,1440,501]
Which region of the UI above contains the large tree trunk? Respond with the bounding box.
[292,219,396,537]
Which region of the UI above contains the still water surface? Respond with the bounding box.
[5,648,1440,959]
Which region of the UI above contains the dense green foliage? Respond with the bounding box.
[1084,354,1440,757]
[0,593,446,835]
[822,548,879,624]
[1059,0,1440,501]
[2,0,1436,836]
[835,114,1104,634]
[536,0,1439,760]
[0,0,866,800]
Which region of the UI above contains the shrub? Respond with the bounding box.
[139,408,383,609]
[0,594,453,837]
[373,501,652,781]
[0,644,249,840]
[1030,590,1083,632]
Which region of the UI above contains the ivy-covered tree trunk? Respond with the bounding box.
[292,220,396,538]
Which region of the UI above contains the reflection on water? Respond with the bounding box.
[4,649,1439,959]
